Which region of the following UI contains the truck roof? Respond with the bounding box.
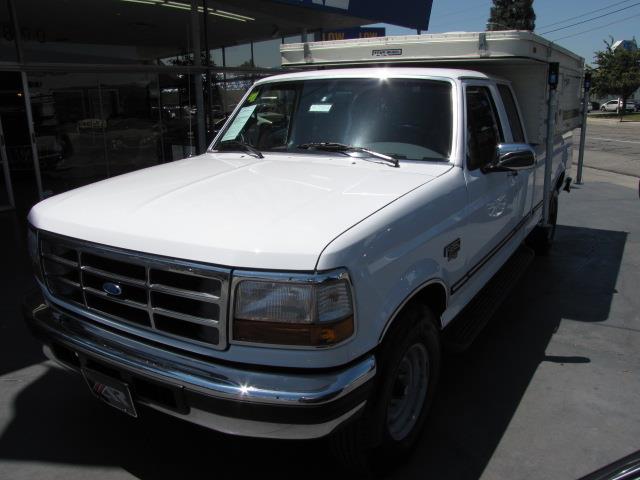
[281,30,584,70]
[256,67,492,84]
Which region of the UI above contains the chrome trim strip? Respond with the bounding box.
[31,299,376,406]
[49,276,81,289]
[81,265,147,287]
[151,307,219,326]
[450,199,541,295]
[84,287,148,310]
[42,253,78,268]
[149,283,220,302]
[147,401,367,440]
[44,287,227,356]
[228,268,358,350]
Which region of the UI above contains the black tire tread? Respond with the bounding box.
[330,304,441,474]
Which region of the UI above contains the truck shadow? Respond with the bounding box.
[0,224,627,480]
[392,223,627,479]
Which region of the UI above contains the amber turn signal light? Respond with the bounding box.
[233,316,354,347]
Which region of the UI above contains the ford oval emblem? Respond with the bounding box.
[102,281,123,296]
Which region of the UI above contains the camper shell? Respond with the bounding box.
[281,30,585,145]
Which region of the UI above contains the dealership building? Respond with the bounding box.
[0,0,431,212]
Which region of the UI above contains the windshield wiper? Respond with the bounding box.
[216,140,264,159]
[297,142,399,167]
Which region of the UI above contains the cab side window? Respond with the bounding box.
[497,84,525,143]
[466,86,503,170]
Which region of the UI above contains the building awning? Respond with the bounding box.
[11,0,432,56]
[265,0,433,31]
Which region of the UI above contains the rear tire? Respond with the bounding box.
[527,191,558,255]
[330,305,441,473]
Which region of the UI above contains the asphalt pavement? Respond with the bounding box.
[576,118,640,178]
[0,123,638,479]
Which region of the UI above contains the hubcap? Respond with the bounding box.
[386,343,430,441]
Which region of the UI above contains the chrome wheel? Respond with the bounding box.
[386,343,430,441]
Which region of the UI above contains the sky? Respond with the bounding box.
[375,0,640,65]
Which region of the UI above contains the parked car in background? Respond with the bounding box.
[600,99,635,113]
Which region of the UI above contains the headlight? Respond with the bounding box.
[27,226,43,283]
[232,271,354,347]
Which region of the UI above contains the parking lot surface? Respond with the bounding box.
[1,128,639,479]
[578,118,640,178]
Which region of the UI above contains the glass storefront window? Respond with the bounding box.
[210,48,223,67]
[28,72,108,196]
[0,72,40,207]
[0,113,12,209]
[0,0,17,63]
[98,73,163,177]
[224,44,252,68]
[253,39,281,69]
[158,72,197,161]
[27,72,191,196]
[283,35,302,44]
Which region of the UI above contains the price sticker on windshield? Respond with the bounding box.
[309,104,333,113]
[221,105,257,141]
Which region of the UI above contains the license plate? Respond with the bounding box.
[82,368,137,418]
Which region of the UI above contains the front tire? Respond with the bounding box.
[331,305,441,472]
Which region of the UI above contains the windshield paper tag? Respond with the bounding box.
[309,104,332,113]
[221,105,257,141]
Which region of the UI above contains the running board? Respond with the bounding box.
[443,246,535,352]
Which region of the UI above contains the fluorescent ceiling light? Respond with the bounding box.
[164,1,190,10]
[120,0,158,5]
[216,9,254,21]
[117,0,254,21]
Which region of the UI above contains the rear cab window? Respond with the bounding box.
[465,85,504,170]
[497,84,526,143]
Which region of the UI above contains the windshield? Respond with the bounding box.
[211,78,453,162]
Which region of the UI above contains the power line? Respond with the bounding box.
[540,1,640,35]
[552,11,640,41]
[538,0,636,29]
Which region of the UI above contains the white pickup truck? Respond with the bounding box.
[24,32,584,467]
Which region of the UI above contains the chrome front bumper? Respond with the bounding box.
[23,290,376,440]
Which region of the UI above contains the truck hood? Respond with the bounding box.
[29,153,450,270]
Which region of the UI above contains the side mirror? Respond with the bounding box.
[484,143,536,173]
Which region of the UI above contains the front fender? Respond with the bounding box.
[317,166,467,355]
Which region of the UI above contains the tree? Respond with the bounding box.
[487,0,536,31]
[591,37,640,120]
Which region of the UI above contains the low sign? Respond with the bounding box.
[318,27,386,41]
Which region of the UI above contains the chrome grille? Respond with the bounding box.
[39,232,230,351]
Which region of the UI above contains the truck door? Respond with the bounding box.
[496,83,535,223]
[460,82,528,285]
